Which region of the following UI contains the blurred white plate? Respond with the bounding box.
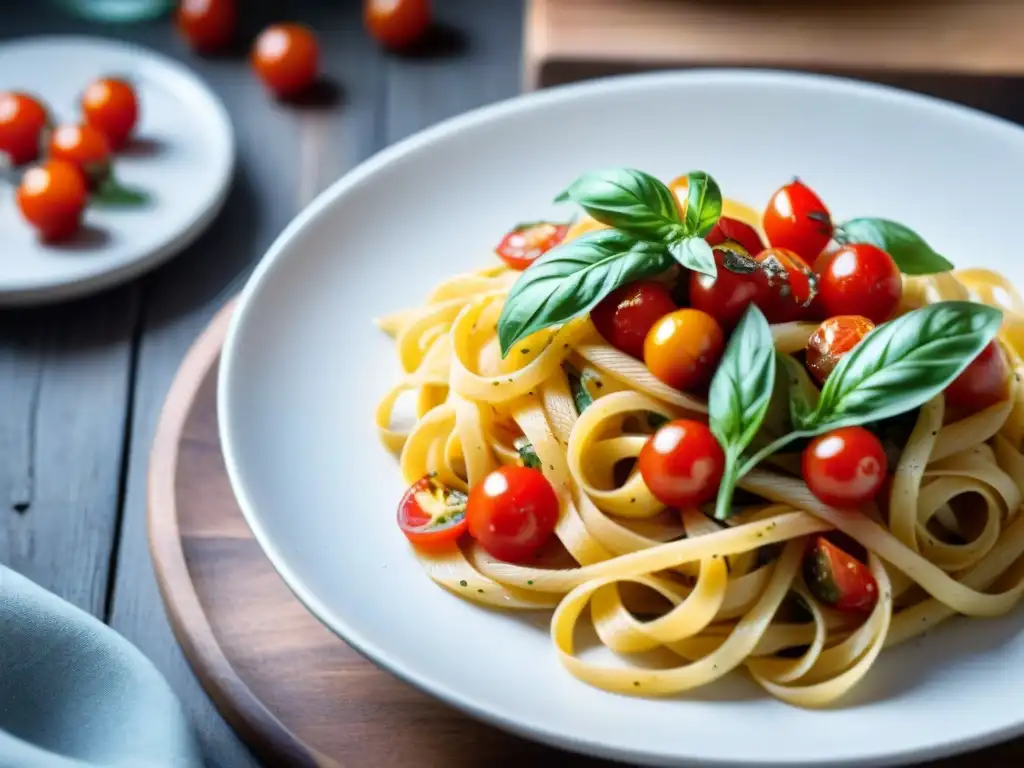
[219,70,1024,767]
[0,36,233,305]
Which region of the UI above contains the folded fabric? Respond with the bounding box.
[0,565,203,768]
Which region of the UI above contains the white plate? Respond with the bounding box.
[0,37,234,305]
[218,71,1024,767]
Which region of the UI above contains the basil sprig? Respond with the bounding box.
[836,218,953,275]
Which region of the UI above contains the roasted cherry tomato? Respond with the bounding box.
[816,243,902,325]
[763,179,832,263]
[752,247,816,324]
[591,280,677,359]
[644,308,724,391]
[805,315,875,386]
[16,159,88,242]
[802,426,887,508]
[0,92,48,166]
[48,124,111,188]
[689,244,770,330]
[638,419,725,508]
[177,0,237,52]
[81,78,138,151]
[365,0,431,50]
[705,215,765,258]
[804,535,878,612]
[944,341,1011,413]
[467,465,559,563]
[252,23,319,97]
[397,474,469,547]
[495,221,568,271]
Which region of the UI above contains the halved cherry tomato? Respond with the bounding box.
[763,179,832,264]
[48,124,111,188]
[365,0,431,50]
[177,0,237,52]
[16,159,88,242]
[638,419,725,507]
[495,221,568,270]
[644,308,724,391]
[752,247,816,324]
[705,216,764,258]
[689,244,770,330]
[944,341,1010,413]
[802,426,887,508]
[591,280,677,359]
[397,474,469,547]
[816,243,902,325]
[805,315,875,386]
[252,23,319,97]
[81,78,138,151]
[467,465,559,563]
[0,92,48,166]
[804,535,878,612]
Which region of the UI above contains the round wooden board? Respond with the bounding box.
[147,301,611,768]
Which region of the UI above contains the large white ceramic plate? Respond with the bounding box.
[0,37,234,305]
[219,71,1024,767]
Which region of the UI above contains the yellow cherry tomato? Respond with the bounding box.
[643,308,724,391]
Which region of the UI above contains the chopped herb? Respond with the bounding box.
[507,377,513,383]
[521,348,531,354]
[492,381,500,387]
[477,589,484,594]
[630,497,636,503]
[527,580,534,585]
[633,681,640,687]
[514,437,542,470]
[459,580,468,587]
[548,463,554,471]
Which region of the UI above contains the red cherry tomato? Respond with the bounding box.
[365,0,431,50]
[805,315,875,386]
[177,0,237,52]
[763,179,832,263]
[397,474,469,548]
[804,535,878,612]
[705,215,765,258]
[252,23,319,97]
[591,280,677,359]
[816,243,902,324]
[944,341,1010,413]
[802,426,887,508]
[752,247,816,324]
[16,160,88,242]
[495,221,569,271]
[644,308,725,391]
[0,92,48,166]
[638,420,725,508]
[48,124,111,188]
[689,244,770,330]
[81,78,138,151]
[467,465,559,563]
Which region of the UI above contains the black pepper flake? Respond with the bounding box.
[594,380,604,389]
[931,430,938,436]
[477,589,484,593]
[459,580,468,587]
[521,348,531,354]
[630,497,636,503]
[563,343,569,349]
[633,681,640,687]
[548,463,554,470]
[528,391,535,396]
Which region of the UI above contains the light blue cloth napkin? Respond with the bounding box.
[0,565,204,768]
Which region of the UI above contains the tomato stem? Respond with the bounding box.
[737,431,811,477]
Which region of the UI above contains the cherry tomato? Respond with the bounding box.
[753,247,816,324]
[177,0,237,52]
[397,474,469,548]
[689,244,770,330]
[252,23,320,97]
[944,341,1010,413]
[467,465,559,563]
[816,243,902,324]
[591,280,677,359]
[644,308,724,391]
[495,221,568,271]
[705,216,765,258]
[16,160,88,242]
[763,179,832,263]
[805,315,875,386]
[81,78,138,151]
[0,92,48,166]
[48,124,111,188]
[638,419,725,508]
[802,426,887,508]
[804,535,878,612]
[365,0,431,50]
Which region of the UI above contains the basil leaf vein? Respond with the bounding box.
[556,168,683,242]
[839,218,953,275]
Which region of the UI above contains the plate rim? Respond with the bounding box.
[218,68,1024,767]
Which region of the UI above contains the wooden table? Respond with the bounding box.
[4,2,1024,766]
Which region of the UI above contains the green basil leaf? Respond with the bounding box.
[556,168,684,242]
[497,230,672,355]
[838,218,953,275]
[91,175,150,208]
[563,362,596,415]
[669,236,717,278]
[807,301,1002,430]
[684,171,723,238]
[779,353,818,427]
[513,437,542,469]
